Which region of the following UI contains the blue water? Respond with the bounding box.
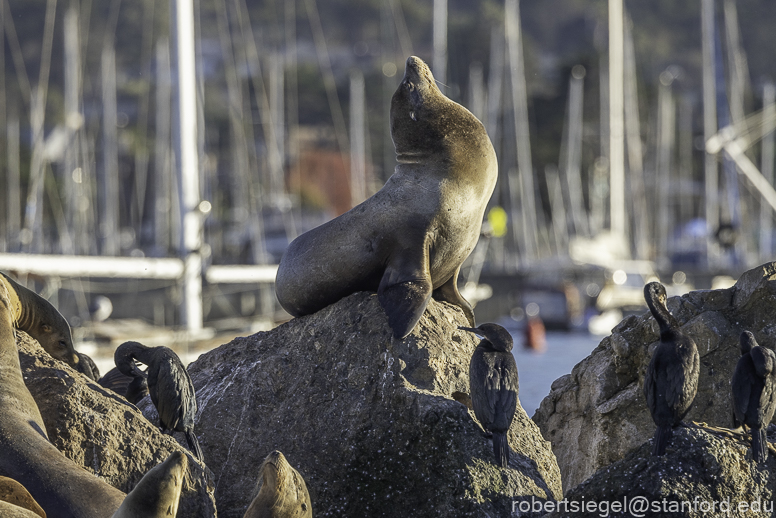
[511,331,603,417]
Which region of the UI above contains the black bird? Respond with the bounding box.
[731,331,776,463]
[115,341,204,462]
[98,366,150,405]
[77,351,101,381]
[643,281,700,456]
[459,323,519,468]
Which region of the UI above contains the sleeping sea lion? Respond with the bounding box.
[0,273,80,370]
[0,278,126,517]
[275,56,498,339]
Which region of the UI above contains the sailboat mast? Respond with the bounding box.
[608,0,625,239]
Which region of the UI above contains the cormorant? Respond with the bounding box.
[98,366,150,405]
[643,281,700,456]
[115,341,203,462]
[459,323,519,468]
[731,331,776,463]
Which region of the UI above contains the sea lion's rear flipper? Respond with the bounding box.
[378,264,432,340]
[432,268,475,326]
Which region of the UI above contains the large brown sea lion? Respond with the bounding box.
[275,56,498,339]
[0,278,127,517]
[243,451,312,518]
[0,273,82,371]
[111,451,188,518]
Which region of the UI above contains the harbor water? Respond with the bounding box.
[511,330,603,416]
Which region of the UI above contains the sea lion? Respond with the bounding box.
[643,282,700,456]
[731,331,776,463]
[0,477,46,517]
[0,273,81,371]
[459,324,519,468]
[0,276,126,517]
[275,55,498,339]
[111,451,188,518]
[115,341,204,462]
[243,451,312,518]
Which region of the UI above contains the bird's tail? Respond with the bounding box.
[752,428,768,464]
[652,426,673,456]
[493,432,510,468]
[185,430,205,464]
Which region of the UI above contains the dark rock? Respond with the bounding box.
[188,292,562,517]
[17,331,216,518]
[534,263,776,492]
[543,426,776,518]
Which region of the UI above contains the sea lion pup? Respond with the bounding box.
[458,323,519,468]
[276,55,498,339]
[111,451,188,518]
[0,273,126,517]
[115,341,204,462]
[244,451,312,518]
[0,272,84,372]
[643,281,700,456]
[0,476,46,517]
[99,366,150,404]
[731,331,776,463]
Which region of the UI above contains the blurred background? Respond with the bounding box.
[0,0,774,410]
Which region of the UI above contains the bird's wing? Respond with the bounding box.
[665,338,699,414]
[752,347,775,378]
[731,358,752,424]
[643,352,659,413]
[153,357,189,431]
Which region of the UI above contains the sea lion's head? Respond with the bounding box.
[30,308,80,370]
[390,56,494,173]
[390,56,450,159]
[247,450,312,518]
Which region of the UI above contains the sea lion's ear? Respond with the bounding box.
[41,324,53,333]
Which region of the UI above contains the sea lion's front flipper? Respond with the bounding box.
[432,268,475,326]
[378,263,432,340]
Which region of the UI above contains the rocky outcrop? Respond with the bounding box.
[534,263,776,492]
[188,292,562,518]
[17,332,216,518]
[544,425,776,518]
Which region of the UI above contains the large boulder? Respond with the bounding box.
[188,292,562,518]
[534,262,776,492]
[17,332,216,518]
[544,425,776,517]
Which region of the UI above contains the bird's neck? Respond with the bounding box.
[647,299,679,339]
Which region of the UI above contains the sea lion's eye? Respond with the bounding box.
[406,81,415,91]
[59,340,68,349]
[410,111,416,121]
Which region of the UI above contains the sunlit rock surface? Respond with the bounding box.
[189,292,562,517]
[534,262,776,492]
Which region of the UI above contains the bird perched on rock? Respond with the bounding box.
[98,366,150,405]
[643,281,700,456]
[731,331,776,463]
[115,341,203,463]
[458,323,519,468]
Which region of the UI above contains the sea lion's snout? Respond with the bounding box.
[403,56,433,87]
